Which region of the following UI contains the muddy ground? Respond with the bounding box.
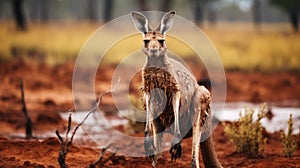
[0,60,299,167]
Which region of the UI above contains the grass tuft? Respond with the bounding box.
[281,114,298,158]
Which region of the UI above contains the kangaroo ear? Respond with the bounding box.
[131,11,150,34]
[157,11,175,35]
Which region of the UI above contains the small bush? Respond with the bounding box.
[223,104,267,156]
[281,114,298,158]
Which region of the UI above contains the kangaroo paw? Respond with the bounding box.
[169,142,182,160]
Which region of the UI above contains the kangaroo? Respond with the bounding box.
[131,11,222,168]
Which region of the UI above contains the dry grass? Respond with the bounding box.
[0,21,98,64]
[203,22,300,71]
[1,21,299,71]
[281,114,298,158]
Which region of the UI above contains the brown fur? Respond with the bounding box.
[131,11,222,168]
[142,67,178,130]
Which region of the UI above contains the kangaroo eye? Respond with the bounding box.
[158,40,165,46]
[144,40,150,45]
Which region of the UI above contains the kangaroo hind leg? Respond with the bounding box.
[190,86,211,168]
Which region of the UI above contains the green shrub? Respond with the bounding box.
[281,114,298,158]
[223,104,267,156]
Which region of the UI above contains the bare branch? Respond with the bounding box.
[89,144,118,168]
[69,76,120,144]
[101,147,118,164]
[55,130,63,143]
[66,113,72,136]
[56,78,120,168]
[20,78,33,139]
[55,114,72,168]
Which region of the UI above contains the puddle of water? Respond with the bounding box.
[60,110,129,148]
[61,111,127,132]
[4,101,298,153]
[56,102,300,148]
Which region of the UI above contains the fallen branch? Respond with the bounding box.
[55,77,120,168]
[89,144,119,168]
[20,78,33,139]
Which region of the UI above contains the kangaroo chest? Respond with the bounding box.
[142,67,179,130]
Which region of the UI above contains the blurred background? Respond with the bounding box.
[0,0,300,167]
[0,0,299,71]
[0,1,299,162]
[0,0,297,25]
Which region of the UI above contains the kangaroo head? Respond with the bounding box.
[131,11,175,58]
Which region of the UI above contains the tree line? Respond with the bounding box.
[6,0,300,32]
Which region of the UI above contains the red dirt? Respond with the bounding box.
[0,60,300,167]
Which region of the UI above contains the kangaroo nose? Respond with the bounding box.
[149,45,158,53]
[149,41,158,51]
[150,48,157,52]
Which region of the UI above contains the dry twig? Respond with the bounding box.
[20,78,33,139]
[89,144,119,168]
[55,77,120,168]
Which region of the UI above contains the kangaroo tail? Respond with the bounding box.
[200,135,222,168]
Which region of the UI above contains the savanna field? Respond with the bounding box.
[0,22,300,167]
[1,21,300,70]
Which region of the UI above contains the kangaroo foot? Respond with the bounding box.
[169,141,182,160]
